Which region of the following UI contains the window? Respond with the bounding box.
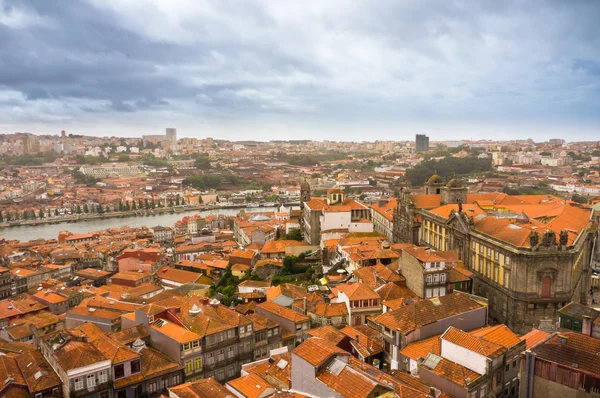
[148,382,157,394]
[185,360,193,374]
[440,273,446,283]
[504,270,511,288]
[494,251,499,260]
[114,364,125,379]
[192,340,199,349]
[74,377,84,390]
[228,346,234,358]
[98,370,108,384]
[183,343,191,351]
[433,274,439,283]
[85,374,96,389]
[505,256,511,265]
[479,245,483,254]
[267,329,272,337]
[218,350,225,362]
[99,392,110,398]
[341,316,347,324]
[195,357,202,371]
[426,275,432,284]
[207,353,214,365]
[512,360,517,368]
[131,359,141,374]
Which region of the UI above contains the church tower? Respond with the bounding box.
[424,174,444,195]
[441,178,468,205]
[300,178,311,204]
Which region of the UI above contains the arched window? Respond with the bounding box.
[541,276,552,298]
[436,188,441,194]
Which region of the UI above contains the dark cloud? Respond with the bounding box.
[0,0,599,140]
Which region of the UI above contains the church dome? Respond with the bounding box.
[427,174,443,185]
[300,179,310,189]
[446,178,463,188]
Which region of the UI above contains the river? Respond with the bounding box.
[0,207,279,242]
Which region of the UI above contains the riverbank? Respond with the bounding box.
[0,201,297,230]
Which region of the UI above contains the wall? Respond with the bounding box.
[441,339,488,375]
[399,252,425,297]
[290,353,342,398]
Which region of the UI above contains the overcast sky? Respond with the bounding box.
[1,0,599,142]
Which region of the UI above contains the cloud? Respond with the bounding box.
[0,0,599,140]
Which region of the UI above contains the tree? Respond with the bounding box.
[38,209,44,219]
[54,209,59,216]
[76,205,82,214]
[0,212,3,223]
[118,201,123,211]
[83,204,89,213]
[125,201,131,211]
[132,201,137,210]
[5,212,10,221]
[168,199,174,207]
[22,211,28,220]
[284,228,303,241]
[98,205,104,214]
[151,198,156,209]
[194,155,211,170]
[139,199,143,209]
[175,195,181,206]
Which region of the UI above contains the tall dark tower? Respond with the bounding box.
[300,178,311,204]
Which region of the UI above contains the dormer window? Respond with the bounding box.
[131,359,141,374]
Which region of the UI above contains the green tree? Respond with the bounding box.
[284,228,303,241]
[38,209,44,219]
[138,199,143,209]
[132,201,137,210]
[98,205,104,214]
[175,195,181,206]
[22,211,28,220]
[168,199,174,207]
[76,205,82,214]
[54,209,59,216]
[83,204,89,213]
[5,212,10,221]
[125,201,131,211]
[118,201,123,211]
[0,212,3,222]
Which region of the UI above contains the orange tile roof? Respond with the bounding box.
[399,334,441,361]
[54,340,108,371]
[91,334,140,363]
[257,301,309,323]
[306,326,348,347]
[371,198,397,221]
[370,293,484,334]
[312,302,348,317]
[293,337,350,367]
[519,329,551,350]
[168,377,231,398]
[469,324,521,349]
[261,240,307,254]
[335,282,379,300]
[15,351,60,393]
[421,353,482,387]
[226,373,275,398]
[442,327,505,358]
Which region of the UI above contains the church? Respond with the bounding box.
[392,174,598,333]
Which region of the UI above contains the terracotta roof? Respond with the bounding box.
[352,263,404,288]
[421,353,482,387]
[399,334,441,361]
[519,329,551,350]
[370,293,484,334]
[15,351,61,393]
[150,319,201,343]
[469,324,522,349]
[293,337,350,367]
[257,301,309,323]
[306,326,348,347]
[53,340,108,371]
[91,334,140,363]
[375,282,418,302]
[371,198,397,221]
[335,283,379,300]
[448,266,473,283]
[312,302,348,317]
[168,377,232,398]
[531,332,600,375]
[109,324,151,346]
[316,359,391,398]
[442,327,506,359]
[261,240,307,254]
[226,372,275,398]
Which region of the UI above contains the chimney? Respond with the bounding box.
[303,297,307,315]
[582,315,592,336]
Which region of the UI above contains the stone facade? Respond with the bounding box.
[392,175,597,334]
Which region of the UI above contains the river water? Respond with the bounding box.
[0,207,279,242]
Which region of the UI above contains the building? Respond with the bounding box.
[331,282,382,326]
[151,226,174,245]
[370,198,397,241]
[393,175,598,333]
[255,301,310,344]
[418,325,524,398]
[124,296,255,383]
[520,332,600,397]
[416,134,429,152]
[368,292,488,370]
[399,245,456,298]
[301,185,372,245]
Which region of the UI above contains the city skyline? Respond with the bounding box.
[1,1,599,141]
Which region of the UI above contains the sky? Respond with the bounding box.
[0,0,599,142]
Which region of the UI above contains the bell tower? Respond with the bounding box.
[300,178,311,204]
